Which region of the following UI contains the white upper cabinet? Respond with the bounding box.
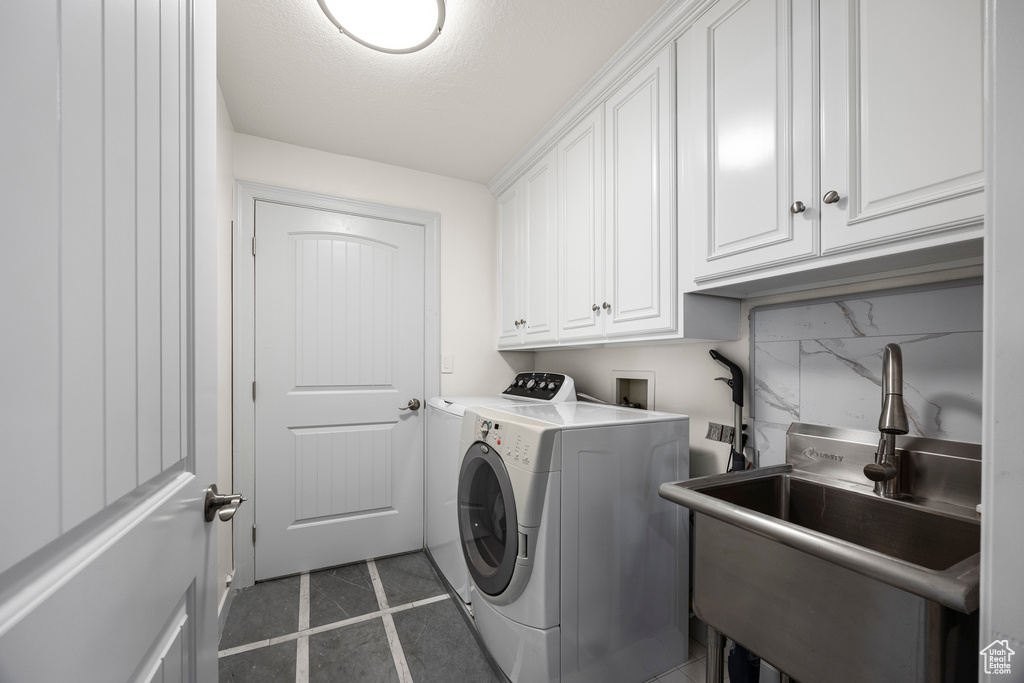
[497,182,523,346]
[680,0,817,282]
[681,0,984,292]
[558,107,605,341]
[604,44,678,337]
[818,0,984,253]
[497,150,559,348]
[557,46,678,343]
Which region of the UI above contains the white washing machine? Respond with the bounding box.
[457,402,690,683]
[425,373,575,604]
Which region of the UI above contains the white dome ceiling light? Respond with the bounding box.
[317,0,446,54]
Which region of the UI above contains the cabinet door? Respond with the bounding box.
[604,44,677,337]
[680,0,817,284]
[819,0,984,253]
[496,181,522,347]
[558,108,605,341]
[521,151,559,344]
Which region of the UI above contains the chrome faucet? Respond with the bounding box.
[863,343,909,497]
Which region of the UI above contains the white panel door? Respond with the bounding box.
[522,150,559,345]
[497,182,524,346]
[558,108,606,341]
[819,0,984,253]
[255,201,425,580]
[0,0,218,680]
[680,0,817,283]
[604,44,677,337]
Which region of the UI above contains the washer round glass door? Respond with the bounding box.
[458,442,518,596]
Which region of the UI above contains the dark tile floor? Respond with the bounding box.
[219,551,501,683]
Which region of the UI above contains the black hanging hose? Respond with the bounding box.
[709,349,746,472]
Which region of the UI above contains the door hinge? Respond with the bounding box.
[252,524,256,545]
[251,236,256,257]
[252,381,256,402]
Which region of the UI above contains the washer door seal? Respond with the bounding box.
[457,442,518,596]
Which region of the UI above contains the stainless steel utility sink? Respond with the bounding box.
[699,474,979,571]
[659,423,982,683]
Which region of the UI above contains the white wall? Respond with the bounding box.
[231,133,529,396]
[216,86,235,605]
[535,266,982,477]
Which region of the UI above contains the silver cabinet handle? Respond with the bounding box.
[514,320,521,327]
[790,201,806,214]
[204,484,246,522]
[592,304,600,312]
[823,190,841,205]
[400,398,421,411]
[602,302,611,310]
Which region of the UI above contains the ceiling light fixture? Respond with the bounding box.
[317,0,446,54]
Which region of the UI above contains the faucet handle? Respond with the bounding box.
[863,461,898,482]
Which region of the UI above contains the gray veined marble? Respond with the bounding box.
[750,282,982,465]
[752,341,800,424]
[752,283,983,342]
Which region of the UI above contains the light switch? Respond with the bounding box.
[442,355,454,373]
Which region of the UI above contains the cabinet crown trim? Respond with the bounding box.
[486,0,713,197]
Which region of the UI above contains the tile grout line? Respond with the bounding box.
[367,559,414,683]
[217,593,450,658]
[366,558,390,611]
[296,572,310,683]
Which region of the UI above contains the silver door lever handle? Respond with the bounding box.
[204,484,246,522]
[400,398,421,411]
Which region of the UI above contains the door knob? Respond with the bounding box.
[602,302,611,310]
[400,398,421,411]
[592,304,600,312]
[823,190,841,205]
[790,201,806,214]
[204,484,246,523]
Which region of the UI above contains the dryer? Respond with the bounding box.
[457,402,690,683]
[425,373,575,604]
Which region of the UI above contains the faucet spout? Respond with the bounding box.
[879,344,909,435]
[865,344,909,497]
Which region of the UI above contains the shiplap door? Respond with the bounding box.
[254,201,425,580]
[0,0,218,680]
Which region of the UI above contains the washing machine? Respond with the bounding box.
[457,402,690,683]
[425,372,575,604]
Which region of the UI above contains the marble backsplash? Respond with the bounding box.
[750,281,983,466]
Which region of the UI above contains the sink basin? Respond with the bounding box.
[659,424,982,682]
[660,465,980,613]
[698,472,980,573]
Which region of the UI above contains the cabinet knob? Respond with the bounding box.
[514,320,520,327]
[519,319,526,326]
[602,302,611,310]
[790,201,806,214]
[823,190,841,205]
[592,304,600,312]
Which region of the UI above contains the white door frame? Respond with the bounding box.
[231,180,440,589]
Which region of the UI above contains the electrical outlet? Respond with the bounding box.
[705,422,724,442]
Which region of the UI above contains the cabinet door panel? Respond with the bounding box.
[522,151,559,344]
[605,45,676,336]
[497,183,522,346]
[681,0,817,283]
[819,0,984,252]
[558,109,604,340]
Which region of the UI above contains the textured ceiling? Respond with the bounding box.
[218,0,670,184]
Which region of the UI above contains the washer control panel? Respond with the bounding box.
[501,372,576,402]
[468,408,558,473]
